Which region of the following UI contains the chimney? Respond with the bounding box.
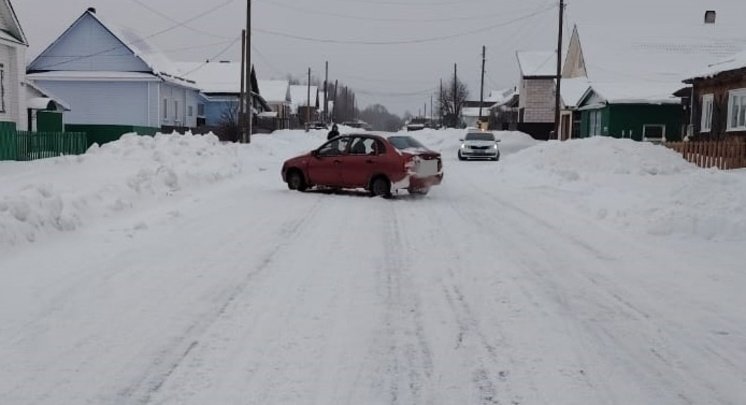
[87,7,96,14]
[704,10,716,24]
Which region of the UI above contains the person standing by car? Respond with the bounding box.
[327,124,340,140]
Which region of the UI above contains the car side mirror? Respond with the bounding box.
[495,139,501,143]
[311,149,320,158]
[459,138,464,142]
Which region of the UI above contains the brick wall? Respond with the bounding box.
[520,78,555,123]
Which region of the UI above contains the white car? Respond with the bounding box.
[458,130,500,161]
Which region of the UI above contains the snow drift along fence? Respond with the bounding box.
[664,141,746,170]
[14,131,88,161]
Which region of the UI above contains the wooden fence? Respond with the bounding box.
[663,141,746,170]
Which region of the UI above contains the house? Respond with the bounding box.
[290,84,318,125]
[175,61,272,132]
[257,79,291,129]
[26,8,200,146]
[0,0,28,159]
[684,50,746,141]
[486,87,519,131]
[516,51,556,140]
[562,1,746,141]
[558,77,589,140]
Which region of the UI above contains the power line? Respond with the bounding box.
[125,0,234,40]
[181,35,243,76]
[253,4,556,46]
[256,0,544,23]
[321,0,510,7]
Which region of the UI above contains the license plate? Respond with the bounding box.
[416,159,439,176]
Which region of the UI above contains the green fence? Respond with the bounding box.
[14,131,88,161]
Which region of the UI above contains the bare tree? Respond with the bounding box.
[217,102,241,142]
[438,78,469,128]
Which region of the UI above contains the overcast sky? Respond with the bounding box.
[16,0,564,115]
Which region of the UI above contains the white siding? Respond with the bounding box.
[0,41,24,128]
[159,83,198,128]
[33,80,149,126]
[28,14,150,72]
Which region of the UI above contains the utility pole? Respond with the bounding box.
[239,29,246,144]
[479,45,486,123]
[333,79,338,122]
[424,102,427,119]
[244,0,252,144]
[306,67,311,129]
[324,61,329,124]
[554,0,565,140]
[439,78,443,123]
[453,63,458,127]
[430,94,433,127]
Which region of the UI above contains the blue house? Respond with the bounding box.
[175,61,272,131]
[26,8,200,146]
[0,0,28,159]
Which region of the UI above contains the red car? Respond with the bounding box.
[281,134,443,197]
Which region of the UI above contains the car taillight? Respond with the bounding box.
[404,157,416,172]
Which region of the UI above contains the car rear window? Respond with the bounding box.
[465,132,495,141]
[388,136,425,150]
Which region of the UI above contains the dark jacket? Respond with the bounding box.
[327,129,340,140]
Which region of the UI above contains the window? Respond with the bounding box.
[349,137,383,155]
[317,137,350,157]
[1,64,6,113]
[701,94,714,133]
[727,89,746,131]
[643,125,666,141]
[588,110,603,136]
[197,103,205,117]
[174,100,179,121]
[163,99,168,120]
[188,106,193,117]
[704,10,716,24]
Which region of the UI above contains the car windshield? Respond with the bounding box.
[465,132,495,141]
[388,136,425,150]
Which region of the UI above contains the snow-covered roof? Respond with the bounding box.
[567,0,746,99]
[686,49,746,81]
[581,81,681,107]
[560,77,590,109]
[462,107,489,117]
[486,87,518,105]
[258,80,290,104]
[0,0,27,45]
[174,61,244,94]
[27,71,161,82]
[290,85,317,109]
[517,51,556,77]
[25,80,72,111]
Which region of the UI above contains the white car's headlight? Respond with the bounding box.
[460,144,466,149]
[492,144,498,149]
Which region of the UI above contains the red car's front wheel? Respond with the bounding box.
[286,170,307,192]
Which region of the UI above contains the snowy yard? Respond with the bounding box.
[1,128,745,404]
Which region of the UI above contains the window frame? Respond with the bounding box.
[173,100,179,122]
[701,94,713,133]
[643,124,666,141]
[0,64,6,113]
[727,89,746,131]
[163,98,168,121]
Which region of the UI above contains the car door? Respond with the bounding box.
[307,136,350,186]
[340,137,384,187]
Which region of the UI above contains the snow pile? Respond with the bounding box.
[498,137,746,241]
[0,133,241,247]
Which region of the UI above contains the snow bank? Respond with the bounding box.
[0,133,241,247]
[498,137,746,241]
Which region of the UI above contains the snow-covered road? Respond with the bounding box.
[1,130,745,404]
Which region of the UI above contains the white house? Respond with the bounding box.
[0,0,27,134]
[257,79,291,128]
[26,7,200,145]
[290,84,318,123]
